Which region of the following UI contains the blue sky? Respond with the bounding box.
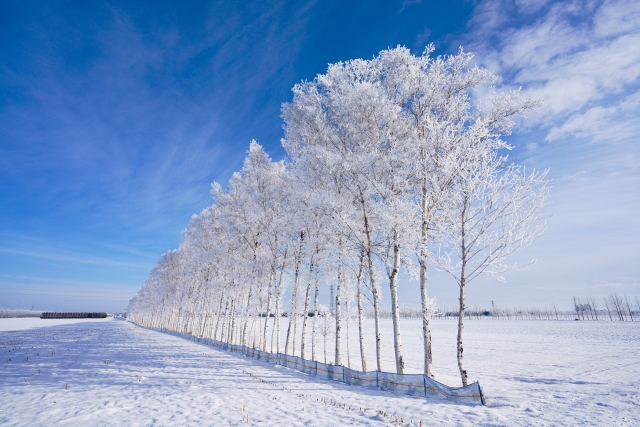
[1,0,638,312]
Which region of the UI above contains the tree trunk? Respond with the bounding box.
[456,199,470,386]
[419,196,433,377]
[360,191,382,371]
[251,307,259,348]
[388,239,404,374]
[345,298,351,369]
[312,259,320,361]
[214,293,225,340]
[274,290,281,352]
[262,270,275,351]
[334,240,343,366]
[457,275,468,386]
[356,252,367,372]
[625,296,634,321]
[285,235,304,355]
[323,330,327,363]
[229,299,236,344]
[220,301,229,342]
[198,313,209,338]
[301,281,311,359]
[285,276,299,355]
[241,288,253,346]
[199,313,208,337]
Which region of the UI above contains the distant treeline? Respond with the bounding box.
[40,312,108,319]
[364,292,639,321]
[0,309,43,318]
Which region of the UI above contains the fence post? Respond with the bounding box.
[423,375,427,397]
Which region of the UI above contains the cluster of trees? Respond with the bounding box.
[127,46,549,386]
[573,293,638,321]
[0,309,43,318]
[430,293,639,321]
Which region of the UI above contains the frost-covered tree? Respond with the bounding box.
[435,137,549,385]
[128,45,548,384]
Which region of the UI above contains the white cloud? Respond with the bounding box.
[466,0,640,144]
[545,90,640,143]
[559,170,588,181]
[594,0,640,37]
[455,0,640,303]
[513,0,553,14]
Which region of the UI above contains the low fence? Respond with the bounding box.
[41,312,108,319]
[134,323,484,405]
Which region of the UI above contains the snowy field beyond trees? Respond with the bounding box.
[1,318,638,426]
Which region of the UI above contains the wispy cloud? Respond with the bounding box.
[464,0,640,146]
[0,247,149,271]
[445,0,640,305]
[0,0,316,237]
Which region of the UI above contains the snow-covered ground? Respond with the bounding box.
[0,317,111,332]
[1,318,638,426]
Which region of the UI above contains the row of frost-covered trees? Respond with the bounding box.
[127,46,549,386]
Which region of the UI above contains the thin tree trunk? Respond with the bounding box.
[417,128,439,373]
[285,276,299,355]
[220,301,229,342]
[271,287,280,353]
[323,330,327,363]
[292,239,305,356]
[270,311,276,352]
[276,249,288,352]
[251,307,259,348]
[356,251,367,372]
[625,296,634,321]
[229,299,236,344]
[347,298,354,369]
[360,190,382,371]
[419,259,434,374]
[334,240,343,366]
[590,297,599,321]
[214,293,225,340]
[388,238,404,374]
[200,313,208,338]
[274,290,281,352]
[457,273,468,386]
[285,235,304,355]
[301,281,311,359]
[242,288,253,345]
[312,258,320,362]
[262,270,275,351]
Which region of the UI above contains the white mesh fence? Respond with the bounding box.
[138,324,484,405]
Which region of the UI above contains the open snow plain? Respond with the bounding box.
[1,318,638,426]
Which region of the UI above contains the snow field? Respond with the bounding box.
[1,319,460,426]
[217,315,640,423]
[1,318,639,426]
[0,317,111,332]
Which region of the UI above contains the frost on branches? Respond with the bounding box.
[127,46,549,386]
